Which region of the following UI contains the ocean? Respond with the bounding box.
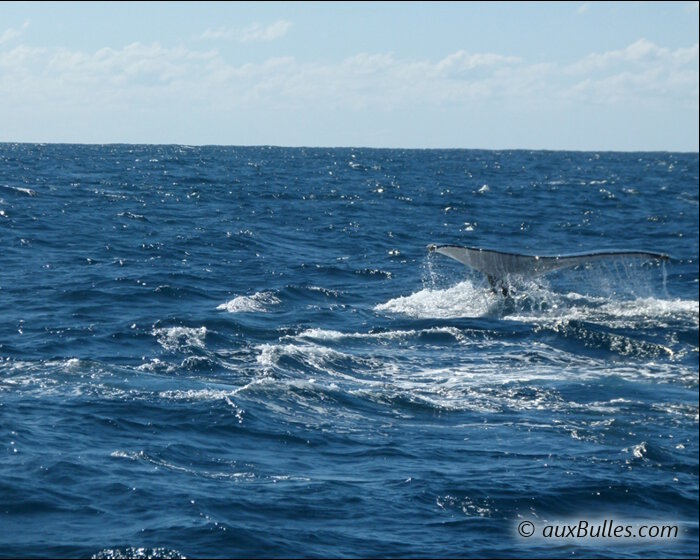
[0,144,697,558]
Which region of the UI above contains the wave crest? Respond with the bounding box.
[217,291,281,313]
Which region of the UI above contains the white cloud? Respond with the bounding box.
[0,36,697,148]
[672,42,699,64]
[562,40,699,105]
[200,20,292,42]
[569,39,667,74]
[0,41,222,114]
[576,3,590,15]
[435,50,521,76]
[2,37,696,108]
[0,20,29,45]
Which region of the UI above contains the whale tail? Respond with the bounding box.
[428,244,669,296]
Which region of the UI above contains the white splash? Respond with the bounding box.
[632,442,647,459]
[374,280,496,318]
[507,293,698,329]
[153,326,207,351]
[217,291,281,313]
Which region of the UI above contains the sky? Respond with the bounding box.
[0,1,698,151]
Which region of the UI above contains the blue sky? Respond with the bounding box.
[1,1,698,150]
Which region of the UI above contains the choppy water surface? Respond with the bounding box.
[0,145,697,558]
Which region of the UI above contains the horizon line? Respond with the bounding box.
[1,140,697,154]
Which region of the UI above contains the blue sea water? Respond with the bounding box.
[0,144,698,559]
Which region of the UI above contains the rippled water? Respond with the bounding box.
[1,145,698,558]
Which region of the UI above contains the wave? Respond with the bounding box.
[108,448,310,484]
[0,184,37,196]
[152,326,207,352]
[244,329,696,415]
[286,326,469,344]
[91,548,185,560]
[217,291,281,313]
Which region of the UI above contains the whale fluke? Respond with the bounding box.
[428,244,669,295]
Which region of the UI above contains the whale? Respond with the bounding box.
[428,244,669,296]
